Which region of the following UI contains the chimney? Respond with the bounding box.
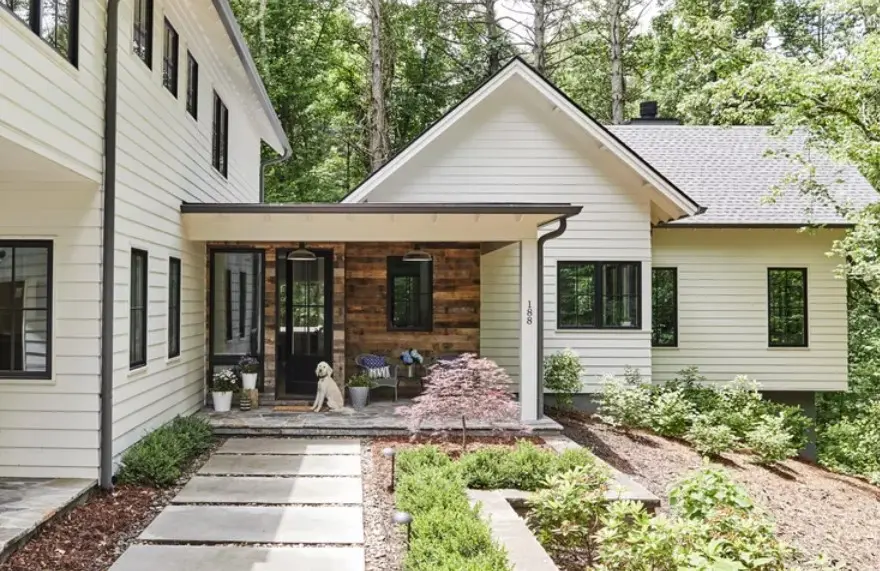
[628,101,680,125]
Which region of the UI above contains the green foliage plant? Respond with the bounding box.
[346,372,377,388]
[117,416,214,487]
[597,373,652,429]
[650,388,695,437]
[819,400,880,481]
[668,465,753,520]
[746,414,799,465]
[543,349,583,410]
[715,375,765,439]
[686,414,739,457]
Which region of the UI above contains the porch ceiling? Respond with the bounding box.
[181,202,582,242]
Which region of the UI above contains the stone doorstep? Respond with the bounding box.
[108,545,365,571]
[216,438,361,456]
[173,476,364,505]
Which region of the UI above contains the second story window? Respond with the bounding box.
[162,18,179,96]
[186,51,199,119]
[212,92,229,177]
[2,0,79,65]
[133,0,153,68]
[768,268,808,347]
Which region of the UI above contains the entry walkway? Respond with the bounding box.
[110,438,365,571]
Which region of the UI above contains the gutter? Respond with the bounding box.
[99,0,120,490]
[535,215,574,419]
[259,149,291,202]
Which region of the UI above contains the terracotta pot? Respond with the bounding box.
[212,391,233,412]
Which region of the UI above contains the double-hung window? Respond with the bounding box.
[168,257,181,359]
[186,51,199,119]
[132,0,153,68]
[651,268,677,347]
[212,92,229,177]
[557,261,641,329]
[130,249,148,369]
[768,268,808,347]
[162,18,179,96]
[2,0,79,64]
[387,257,433,331]
[0,241,53,379]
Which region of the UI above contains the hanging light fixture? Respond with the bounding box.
[402,244,432,263]
[287,242,317,262]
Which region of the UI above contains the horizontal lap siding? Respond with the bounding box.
[651,228,847,391]
[366,95,654,393]
[111,0,264,463]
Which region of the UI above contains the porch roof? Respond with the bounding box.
[180,202,582,242]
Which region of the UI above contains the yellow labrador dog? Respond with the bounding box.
[313,361,345,412]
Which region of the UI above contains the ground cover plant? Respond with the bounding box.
[117,415,215,487]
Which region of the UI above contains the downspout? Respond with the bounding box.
[535,217,570,419]
[100,0,120,490]
[259,149,291,202]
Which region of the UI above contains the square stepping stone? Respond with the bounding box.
[139,505,364,544]
[199,454,361,476]
[173,476,363,505]
[217,438,361,455]
[110,545,364,571]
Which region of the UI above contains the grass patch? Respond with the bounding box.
[117,415,214,487]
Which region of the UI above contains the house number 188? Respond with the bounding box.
[526,301,533,325]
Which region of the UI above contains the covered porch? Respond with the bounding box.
[185,202,582,423]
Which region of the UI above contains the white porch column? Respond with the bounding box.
[519,238,539,423]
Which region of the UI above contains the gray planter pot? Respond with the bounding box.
[349,386,370,410]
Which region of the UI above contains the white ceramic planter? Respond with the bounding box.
[241,372,258,391]
[212,391,233,412]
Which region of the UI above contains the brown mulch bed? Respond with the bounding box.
[374,434,545,458]
[555,412,880,570]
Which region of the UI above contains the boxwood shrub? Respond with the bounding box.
[117,415,214,487]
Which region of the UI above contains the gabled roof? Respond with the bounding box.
[341,57,703,221]
[611,126,878,226]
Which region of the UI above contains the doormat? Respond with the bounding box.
[273,405,313,412]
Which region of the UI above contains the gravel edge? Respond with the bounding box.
[362,439,404,571]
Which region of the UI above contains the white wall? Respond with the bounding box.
[481,244,521,388]
[651,228,848,391]
[111,0,265,462]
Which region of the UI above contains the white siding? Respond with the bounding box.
[111,0,265,462]
[481,244,521,388]
[0,182,102,479]
[366,92,654,392]
[651,228,847,391]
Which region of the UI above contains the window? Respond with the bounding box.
[212,92,229,177]
[387,257,432,331]
[130,249,148,369]
[0,241,52,379]
[224,270,232,341]
[132,0,152,68]
[652,268,677,347]
[186,51,198,119]
[557,262,641,329]
[768,268,808,347]
[238,271,246,338]
[162,18,178,96]
[168,257,181,358]
[2,0,78,64]
[210,251,263,358]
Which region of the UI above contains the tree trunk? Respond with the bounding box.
[368,0,390,171]
[484,0,502,74]
[609,0,625,124]
[532,0,547,74]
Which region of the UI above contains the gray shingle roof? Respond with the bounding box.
[608,125,878,225]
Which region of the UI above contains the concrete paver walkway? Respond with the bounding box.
[110,438,365,571]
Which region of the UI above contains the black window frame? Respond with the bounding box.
[557,261,642,330]
[1,0,79,65]
[387,257,433,332]
[212,92,229,178]
[651,267,678,347]
[167,257,181,359]
[238,271,247,339]
[130,249,148,369]
[0,240,53,380]
[224,269,233,341]
[186,51,199,119]
[161,17,179,97]
[767,267,808,348]
[132,0,153,68]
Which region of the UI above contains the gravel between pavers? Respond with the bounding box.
[362,440,405,571]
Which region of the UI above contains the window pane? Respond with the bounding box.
[186,52,198,118]
[602,262,639,327]
[557,262,595,328]
[212,253,262,355]
[40,0,74,61]
[168,258,180,358]
[162,19,178,95]
[6,0,30,23]
[0,243,52,376]
[652,268,677,347]
[130,250,147,367]
[133,0,151,65]
[388,258,432,330]
[768,269,807,346]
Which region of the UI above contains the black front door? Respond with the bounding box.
[277,250,333,397]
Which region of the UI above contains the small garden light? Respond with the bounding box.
[393,511,413,549]
[383,447,396,490]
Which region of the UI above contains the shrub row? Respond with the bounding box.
[597,367,811,464]
[819,399,880,484]
[117,415,214,487]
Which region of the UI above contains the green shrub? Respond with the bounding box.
[396,445,452,476]
[668,465,753,520]
[552,447,610,480]
[117,415,214,487]
[685,414,738,457]
[597,373,652,429]
[715,375,765,438]
[819,400,880,480]
[650,389,694,437]
[746,414,799,465]
[543,349,583,410]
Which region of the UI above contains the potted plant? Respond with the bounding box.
[212,368,238,412]
[238,355,260,391]
[400,348,424,378]
[347,373,376,411]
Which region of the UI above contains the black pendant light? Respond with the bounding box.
[287,242,317,262]
[402,244,432,263]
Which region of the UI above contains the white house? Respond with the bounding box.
[0,0,288,485]
[1,1,874,487]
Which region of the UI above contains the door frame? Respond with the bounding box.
[275,248,334,399]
